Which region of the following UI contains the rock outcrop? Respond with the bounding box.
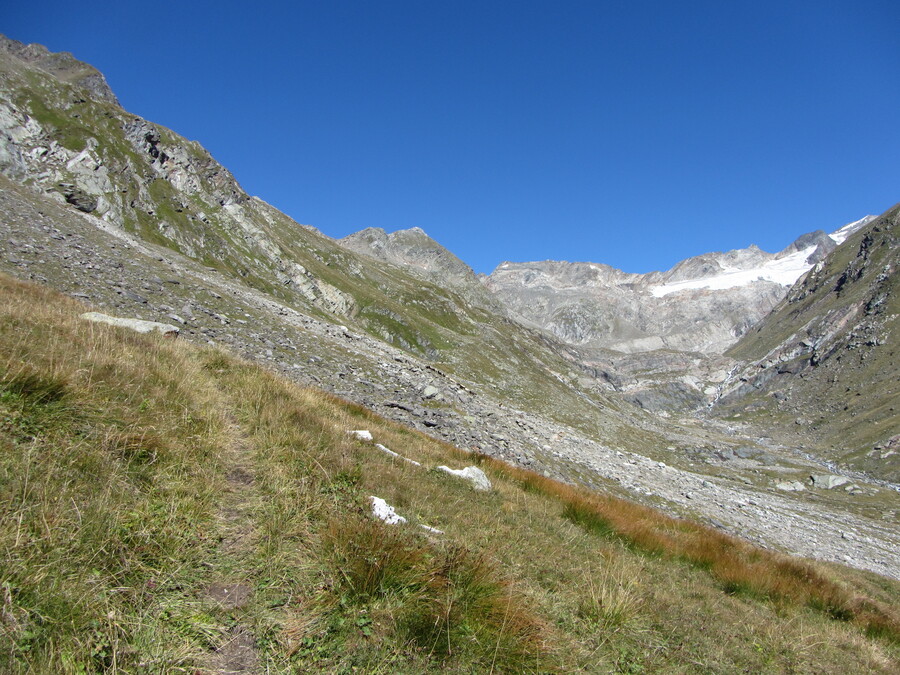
[339,226,478,288]
[81,311,180,337]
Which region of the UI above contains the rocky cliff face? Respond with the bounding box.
[0,35,358,319]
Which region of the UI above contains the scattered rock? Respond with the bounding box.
[810,474,850,489]
[80,311,179,337]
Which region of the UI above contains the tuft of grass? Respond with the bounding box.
[320,515,553,672]
[576,559,644,633]
[324,517,429,601]
[562,500,617,539]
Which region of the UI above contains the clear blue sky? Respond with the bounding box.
[5,1,899,274]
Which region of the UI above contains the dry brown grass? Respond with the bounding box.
[477,454,900,643]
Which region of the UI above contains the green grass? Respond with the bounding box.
[2,273,900,673]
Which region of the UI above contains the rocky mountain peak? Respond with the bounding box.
[338,226,478,286]
[0,34,119,105]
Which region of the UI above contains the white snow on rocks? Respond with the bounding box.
[651,246,817,297]
[829,216,876,245]
[436,465,492,491]
[347,429,374,441]
[650,216,875,298]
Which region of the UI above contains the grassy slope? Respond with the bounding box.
[2,273,899,674]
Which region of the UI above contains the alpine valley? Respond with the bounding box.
[1,35,898,673]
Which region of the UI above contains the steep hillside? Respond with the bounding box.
[718,205,900,481]
[0,33,630,438]
[2,274,899,673]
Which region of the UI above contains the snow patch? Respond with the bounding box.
[370,496,407,525]
[829,216,875,245]
[347,429,373,442]
[651,246,817,297]
[650,216,873,297]
[375,443,422,466]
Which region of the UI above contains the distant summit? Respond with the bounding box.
[339,226,478,287]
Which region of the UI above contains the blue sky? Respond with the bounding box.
[5,1,899,274]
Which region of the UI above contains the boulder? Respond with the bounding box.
[436,465,492,491]
[810,474,850,489]
[776,481,806,492]
[59,183,97,212]
[347,429,373,442]
[81,312,179,337]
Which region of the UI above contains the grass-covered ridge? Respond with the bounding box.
[2,273,899,673]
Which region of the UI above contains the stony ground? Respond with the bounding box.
[2,176,898,581]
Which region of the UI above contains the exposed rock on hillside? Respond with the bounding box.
[720,207,900,479]
[0,34,118,104]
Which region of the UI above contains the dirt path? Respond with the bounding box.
[199,421,262,674]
